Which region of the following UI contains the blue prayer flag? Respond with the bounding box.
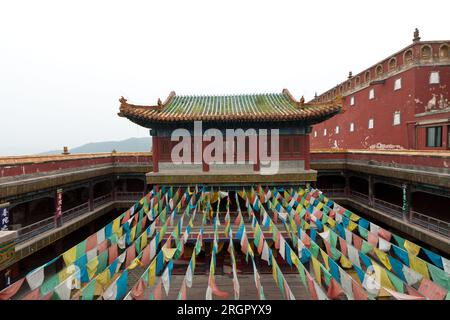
[116,270,128,300]
[393,246,409,266]
[422,248,444,269]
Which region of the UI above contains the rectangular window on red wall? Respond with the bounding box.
[293,136,301,154]
[426,126,442,147]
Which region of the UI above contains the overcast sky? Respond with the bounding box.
[0,0,448,155]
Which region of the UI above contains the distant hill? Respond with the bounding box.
[40,137,152,155]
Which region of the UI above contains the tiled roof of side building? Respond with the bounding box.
[118,89,341,125]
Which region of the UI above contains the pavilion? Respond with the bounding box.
[118,89,341,185]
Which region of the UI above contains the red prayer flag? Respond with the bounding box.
[368,231,378,247]
[353,234,363,251]
[339,237,348,256]
[86,234,97,252]
[378,228,391,241]
[0,278,25,300]
[131,279,146,300]
[327,278,344,300]
[418,278,447,300]
[352,281,368,300]
[108,244,118,264]
[21,288,41,300]
[210,276,229,299]
[125,243,136,268]
[306,274,318,300]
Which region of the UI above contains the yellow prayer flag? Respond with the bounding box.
[97,269,110,286]
[312,257,322,285]
[327,218,336,229]
[373,263,395,291]
[304,200,309,207]
[340,254,353,268]
[320,250,330,270]
[248,243,254,258]
[350,213,360,222]
[409,254,429,279]
[63,246,77,266]
[58,267,73,283]
[162,247,177,261]
[290,250,299,267]
[272,258,278,285]
[112,217,121,235]
[404,240,421,256]
[130,225,136,242]
[348,220,358,232]
[87,257,99,280]
[128,258,143,270]
[192,251,196,272]
[316,202,324,210]
[141,233,148,252]
[374,248,392,270]
[323,196,329,204]
[116,226,123,239]
[148,260,156,286]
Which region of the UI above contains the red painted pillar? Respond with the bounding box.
[254,134,260,172]
[152,135,159,173]
[304,134,311,170]
[202,140,209,172]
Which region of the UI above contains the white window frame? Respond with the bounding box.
[314,131,317,138]
[368,118,374,129]
[335,126,340,134]
[350,96,355,106]
[393,111,401,126]
[369,88,375,100]
[323,129,327,136]
[350,123,355,132]
[394,78,402,91]
[429,71,440,84]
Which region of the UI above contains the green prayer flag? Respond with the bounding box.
[259,286,266,300]
[393,234,405,249]
[387,271,404,293]
[40,274,60,295]
[98,250,108,273]
[52,292,61,300]
[76,240,87,259]
[344,210,352,218]
[310,242,320,258]
[109,233,118,245]
[82,279,97,300]
[358,226,369,240]
[428,263,450,290]
[135,237,142,255]
[361,241,373,255]
[142,268,149,284]
[330,247,342,261]
[322,267,332,286]
[297,264,307,286]
[330,232,338,248]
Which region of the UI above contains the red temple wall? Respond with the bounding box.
[311,65,449,150]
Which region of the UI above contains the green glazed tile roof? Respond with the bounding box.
[118,90,341,124]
